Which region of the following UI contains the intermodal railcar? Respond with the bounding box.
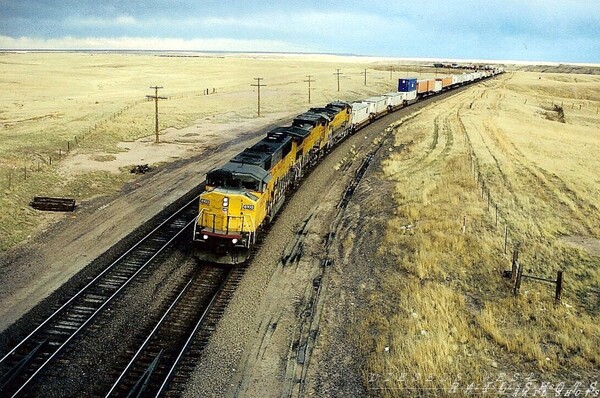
[193,67,503,264]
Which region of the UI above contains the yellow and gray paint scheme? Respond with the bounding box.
[192,67,503,264]
[193,101,351,264]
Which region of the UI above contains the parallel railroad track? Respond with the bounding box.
[0,77,498,397]
[103,263,245,397]
[0,195,200,397]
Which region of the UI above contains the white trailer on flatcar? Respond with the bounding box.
[350,102,370,131]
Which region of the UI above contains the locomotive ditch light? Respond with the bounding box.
[232,238,238,244]
[203,234,209,240]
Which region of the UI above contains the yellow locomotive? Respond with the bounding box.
[193,101,351,264]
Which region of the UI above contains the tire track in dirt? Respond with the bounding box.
[459,79,597,237]
[441,108,455,156]
[481,120,597,235]
[398,102,462,178]
[462,115,522,207]
[455,76,539,223]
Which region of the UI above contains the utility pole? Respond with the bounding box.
[333,69,343,92]
[146,86,167,143]
[251,77,266,117]
[304,75,315,103]
[389,65,394,79]
[363,69,367,86]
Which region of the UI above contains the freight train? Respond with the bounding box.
[192,68,503,264]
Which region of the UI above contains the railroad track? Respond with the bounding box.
[102,263,245,397]
[0,195,200,397]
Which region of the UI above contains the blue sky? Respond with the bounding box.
[0,0,599,63]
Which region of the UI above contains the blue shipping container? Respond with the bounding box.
[398,78,417,92]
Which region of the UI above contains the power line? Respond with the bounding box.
[146,86,167,143]
[333,69,343,92]
[251,77,266,117]
[304,75,315,103]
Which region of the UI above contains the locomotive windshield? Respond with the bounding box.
[207,172,261,191]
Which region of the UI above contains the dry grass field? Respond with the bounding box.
[3,52,599,396]
[361,71,600,395]
[0,52,434,251]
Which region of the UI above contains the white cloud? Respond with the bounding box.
[0,35,314,53]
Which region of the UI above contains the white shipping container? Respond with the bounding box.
[351,102,370,128]
[452,75,459,85]
[434,80,443,92]
[363,96,388,116]
[404,90,417,101]
[384,92,404,108]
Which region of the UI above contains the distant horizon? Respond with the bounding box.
[1,2,598,64]
[1,48,599,68]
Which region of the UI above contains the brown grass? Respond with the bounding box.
[360,72,600,396]
[0,52,438,251]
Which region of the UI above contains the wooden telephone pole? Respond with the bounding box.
[333,69,343,92]
[251,77,266,117]
[146,86,167,143]
[304,75,315,103]
[363,68,367,85]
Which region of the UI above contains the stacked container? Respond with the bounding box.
[398,78,417,92]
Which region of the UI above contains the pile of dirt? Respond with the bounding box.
[544,104,566,123]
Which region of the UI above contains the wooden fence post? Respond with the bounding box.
[511,258,517,283]
[513,263,523,296]
[555,270,563,303]
[495,203,498,227]
[504,225,508,254]
[511,246,519,282]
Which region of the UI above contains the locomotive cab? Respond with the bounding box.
[193,163,270,264]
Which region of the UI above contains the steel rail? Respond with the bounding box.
[105,277,196,397]
[0,194,200,368]
[9,217,197,397]
[154,276,226,397]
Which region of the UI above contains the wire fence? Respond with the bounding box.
[461,114,600,308]
[3,136,81,191]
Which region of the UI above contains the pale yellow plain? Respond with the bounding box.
[0,52,432,249]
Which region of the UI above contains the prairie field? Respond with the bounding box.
[0,52,435,250]
[360,71,600,395]
[3,52,600,395]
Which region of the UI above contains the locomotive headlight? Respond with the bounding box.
[232,238,238,244]
[202,234,209,240]
[222,197,229,207]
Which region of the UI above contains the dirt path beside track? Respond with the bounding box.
[0,120,290,332]
[182,86,477,397]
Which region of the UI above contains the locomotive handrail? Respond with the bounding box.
[243,214,256,244]
[192,208,204,240]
